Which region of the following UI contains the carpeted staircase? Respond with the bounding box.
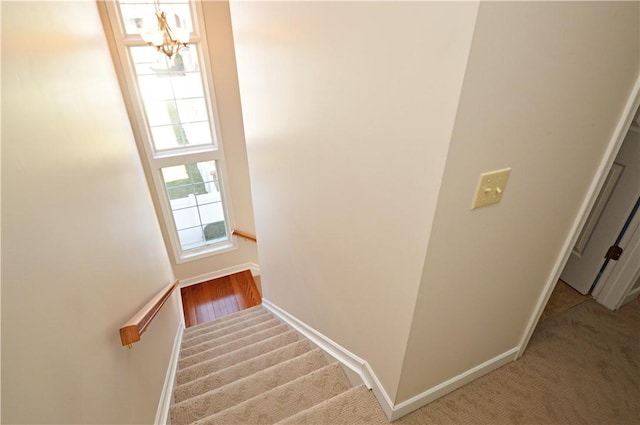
[170,305,388,425]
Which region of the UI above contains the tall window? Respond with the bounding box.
[101,0,235,262]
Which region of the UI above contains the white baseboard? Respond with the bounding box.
[362,362,395,420]
[262,298,519,422]
[179,262,260,288]
[261,299,373,387]
[155,321,184,425]
[261,299,398,416]
[389,347,520,421]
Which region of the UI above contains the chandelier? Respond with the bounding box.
[141,4,189,59]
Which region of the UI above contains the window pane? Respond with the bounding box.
[130,46,215,151]
[182,122,213,145]
[138,75,174,101]
[130,47,162,75]
[172,206,200,231]
[178,227,205,250]
[119,1,192,36]
[171,73,204,98]
[177,98,208,123]
[119,3,156,35]
[162,161,227,250]
[203,221,226,241]
[110,1,231,259]
[144,100,175,126]
[198,201,224,225]
[150,125,184,150]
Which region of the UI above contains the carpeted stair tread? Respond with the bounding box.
[184,304,264,332]
[179,323,291,369]
[173,339,315,403]
[171,304,389,424]
[190,362,352,425]
[181,313,275,349]
[177,330,301,385]
[180,318,281,358]
[170,348,329,425]
[183,307,270,340]
[276,384,389,425]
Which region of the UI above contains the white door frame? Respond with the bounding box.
[517,75,640,358]
[592,197,640,309]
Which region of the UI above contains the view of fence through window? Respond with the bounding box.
[162,161,226,250]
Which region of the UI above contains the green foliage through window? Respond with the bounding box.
[166,163,207,200]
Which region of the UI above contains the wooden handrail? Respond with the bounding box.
[232,229,257,242]
[120,280,179,346]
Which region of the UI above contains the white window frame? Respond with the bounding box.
[101,0,237,263]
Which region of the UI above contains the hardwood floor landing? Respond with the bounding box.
[181,270,262,327]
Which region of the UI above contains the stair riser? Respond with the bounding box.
[184,304,264,332]
[173,339,314,403]
[182,313,275,349]
[183,309,270,340]
[179,324,290,369]
[177,331,301,385]
[170,349,328,425]
[275,385,387,425]
[180,319,281,357]
[193,363,351,425]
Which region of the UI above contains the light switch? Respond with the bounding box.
[471,168,511,209]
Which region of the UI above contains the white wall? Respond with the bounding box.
[230,1,479,400]
[396,1,640,402]
[2,2,181,423]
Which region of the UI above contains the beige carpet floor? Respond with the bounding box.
[539,280,591,322]
[395,297,640,424]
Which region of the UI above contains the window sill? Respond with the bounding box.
[174,239,237,264]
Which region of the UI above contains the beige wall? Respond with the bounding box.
[2,2,181,423]
[230,1,479,400]
[231,0,639,409]
[396,1,640,403]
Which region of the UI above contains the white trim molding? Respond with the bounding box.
[389,348,519,421]
[262,298,520,422]
[261,299,373,387]
[261,299,395,418]
[179,262,260,288]
[155,321,185,425]
[362,362,394,420]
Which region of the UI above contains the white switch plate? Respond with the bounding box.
[471,167,511,209]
